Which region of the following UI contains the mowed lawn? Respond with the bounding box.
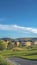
[0,45,37,60]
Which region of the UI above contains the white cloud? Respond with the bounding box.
[0,24,37,34]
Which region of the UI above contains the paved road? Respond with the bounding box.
[8,57,37,65]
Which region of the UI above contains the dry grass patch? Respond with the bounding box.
[13,47,24,51]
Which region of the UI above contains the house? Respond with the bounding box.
[19,39,33,47]
[19,40,26,46]
[34,40,37,45]
[32,38,37,45]
[10,39,20,48]
[15,40,21,47]
[10,40,15,48]
[25,40,32,47]
[4,39,9,49]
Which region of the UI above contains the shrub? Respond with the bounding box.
[0,40,6,50]
[0,55,13,65]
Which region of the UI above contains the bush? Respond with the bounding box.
[0,55,13,65]
[0,40,6,50]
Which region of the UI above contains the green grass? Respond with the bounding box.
[0,45,37,65]
[0,45,37,60]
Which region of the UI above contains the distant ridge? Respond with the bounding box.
[17,38,37,41]
[0,38,37,41]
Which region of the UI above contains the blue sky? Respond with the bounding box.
[0,0,37,38]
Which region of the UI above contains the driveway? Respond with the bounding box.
[8,57,37,65]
